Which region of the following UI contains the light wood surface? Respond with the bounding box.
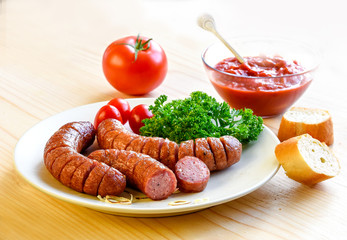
[1,0,347,239]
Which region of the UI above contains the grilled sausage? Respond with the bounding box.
[43,121,126,197]
[97,119,242,171]
[194,138,215,171]
[178,140,194,159]
[142,137,164,160]
[207,137,228,170]
[88,149,177,200]
[220,136,243,168]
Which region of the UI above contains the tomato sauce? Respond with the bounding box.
[210,56,312,117]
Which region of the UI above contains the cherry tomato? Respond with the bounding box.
[107,97,131,124]
[94,104,123,129]
[129,104,153,134]
[102,34,168,95]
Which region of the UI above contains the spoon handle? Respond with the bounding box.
[198,14,245,64]
[212,30,245,64]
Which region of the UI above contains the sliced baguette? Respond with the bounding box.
[274,134,340,186]
[277,107,334,145]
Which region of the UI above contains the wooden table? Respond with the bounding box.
[1,0,346,239]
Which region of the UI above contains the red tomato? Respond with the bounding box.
[107,97,131,123]
[94,105,123,129]
[129,104,153,134]
[102,35,168,95]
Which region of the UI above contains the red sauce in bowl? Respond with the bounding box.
[208,56,313,117]
[215,56,305,78]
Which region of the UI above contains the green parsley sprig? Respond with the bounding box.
[140,91,263,144]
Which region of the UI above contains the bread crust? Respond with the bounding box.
[277,107,334,146]
[275,134,340,186]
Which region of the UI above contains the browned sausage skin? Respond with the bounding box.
[43,121,126,197]
[97,119,124,149]
[207,137,228,171]
[220,136,242,167]
[195,138,215,171]
[97,119,242,172]
[178,140,194,159]
[88,149,177,200]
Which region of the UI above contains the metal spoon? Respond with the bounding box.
[197,13,245,64]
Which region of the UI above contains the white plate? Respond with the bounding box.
[14,98,280,217]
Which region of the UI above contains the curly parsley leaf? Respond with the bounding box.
[140,91,263,144]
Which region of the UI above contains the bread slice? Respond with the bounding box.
[275,134,340,186]
[277,107,334,146]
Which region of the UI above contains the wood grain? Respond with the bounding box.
[1,0,347,239]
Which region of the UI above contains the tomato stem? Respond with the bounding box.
[119,34,152,62]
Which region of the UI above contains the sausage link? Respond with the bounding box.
[112,132,138,150]
[101,130,123,149]
[178,139,194,159]
[159,139,171,168]
[220,136,242,167]
[97,119,242,172]
[83,162,110,196]
[140,162,177,200]
[125,152,148,186]
[194,138,215,171]
[70,159,96,192]
[142,137,164,160]
[167,141,179,170]
[88,149,177,200]
[44,128,79,160]
[89,149,150,188]
[132,155,157,189]
[59,154,86,187]
[98,167,127,197]
[126,136,148,153]
[97,119,124,149]
[43,121,126,197]
[207,137,228,170]
[45,147,73,173]
[50,148,76,179]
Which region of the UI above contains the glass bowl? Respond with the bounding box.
[202,37,320,117]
